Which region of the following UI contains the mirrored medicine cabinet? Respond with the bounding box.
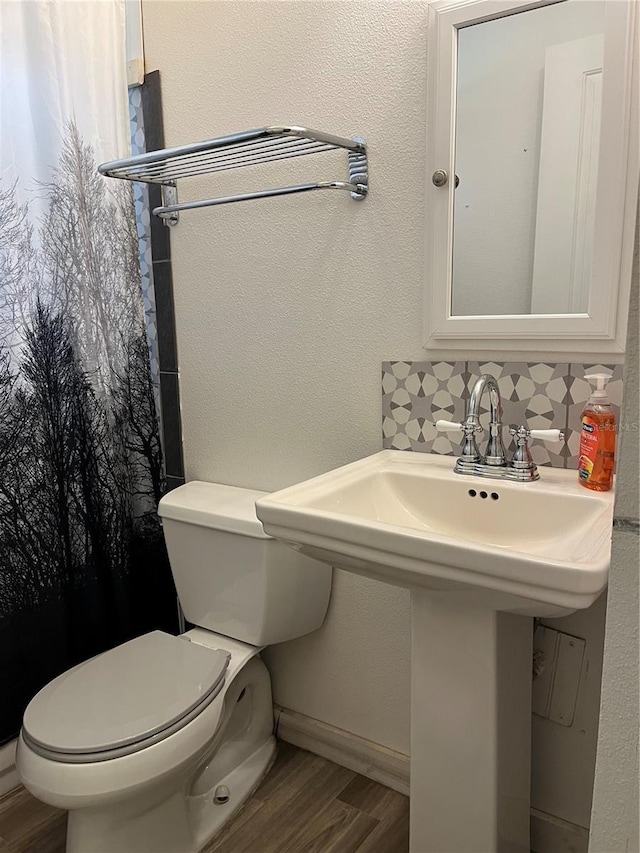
[425,0,639,356]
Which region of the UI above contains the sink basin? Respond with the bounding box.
[256,450,613,617]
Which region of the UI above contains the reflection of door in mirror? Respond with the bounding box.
[531,35,603,314]
[451,1,605,317]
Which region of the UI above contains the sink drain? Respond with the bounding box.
[214,785,230,805]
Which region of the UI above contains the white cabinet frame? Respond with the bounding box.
[125,0,144,87]
[424,0,639,356]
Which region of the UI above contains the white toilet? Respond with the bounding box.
[16,482,331,853]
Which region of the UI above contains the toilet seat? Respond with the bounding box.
[22,631,230,763]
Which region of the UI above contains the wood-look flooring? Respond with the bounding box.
[0,742,409,853]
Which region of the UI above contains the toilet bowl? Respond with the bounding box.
[17,483,332,853]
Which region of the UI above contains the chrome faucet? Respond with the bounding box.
[436,373,564,482]
[459,374,507,469]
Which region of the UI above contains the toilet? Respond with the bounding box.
[16,482,332,853]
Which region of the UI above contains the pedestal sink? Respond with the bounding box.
[255,451,613,853]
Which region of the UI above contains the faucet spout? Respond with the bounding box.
[465,374,507,466]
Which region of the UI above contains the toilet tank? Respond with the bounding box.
[158,481,331,646]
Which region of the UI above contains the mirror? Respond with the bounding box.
[453,1,604,316]
[425,0,638,355]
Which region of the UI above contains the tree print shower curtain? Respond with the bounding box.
[0,1,177,743]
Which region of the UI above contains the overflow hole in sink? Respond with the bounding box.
[491,492,499,500]
[480,491,488,499]
[468,489,477,497]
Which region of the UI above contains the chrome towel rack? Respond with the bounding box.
[98,125,368,225]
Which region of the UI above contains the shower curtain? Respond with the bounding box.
[0,0,177,743]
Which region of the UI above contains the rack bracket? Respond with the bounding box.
[348,137,368,200]
[159,185,180,226]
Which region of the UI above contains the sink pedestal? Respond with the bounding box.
[411,591,533,853]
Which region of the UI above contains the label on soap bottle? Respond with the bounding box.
[578,417,598,482]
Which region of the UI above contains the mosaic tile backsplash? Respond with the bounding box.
[382,361,624,469]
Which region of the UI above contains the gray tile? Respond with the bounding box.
[613,517,640,534]
[165,475,185,492]
[153,261,178,372]
[466,362,568,467]
[382,361,466,454]
[381,360,626,473]
[141,71,172,263]
[140,71,166,157]
[159,372,184,478]
[148,184,172,262]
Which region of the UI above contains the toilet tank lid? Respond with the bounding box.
[158,481,271,539]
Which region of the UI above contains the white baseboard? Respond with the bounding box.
[274,707,591,853]
[0,739,18,798]
[274,705,410,796]
[531,808,589,853]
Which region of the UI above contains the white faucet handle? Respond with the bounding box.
[435,420,464,432]
[528,429,565,443]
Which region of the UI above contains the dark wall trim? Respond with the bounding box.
[141,70,185,488]
[613,517,640,534]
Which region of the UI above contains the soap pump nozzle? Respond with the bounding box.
[584,373,612,401]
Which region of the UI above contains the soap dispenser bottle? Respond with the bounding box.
[578,373,616,492]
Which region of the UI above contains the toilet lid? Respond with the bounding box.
[22,631,230,760]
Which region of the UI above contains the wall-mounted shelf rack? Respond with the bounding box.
[98,126,368,225]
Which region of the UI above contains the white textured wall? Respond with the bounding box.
[142,0,427,754]
[589,214,639,852]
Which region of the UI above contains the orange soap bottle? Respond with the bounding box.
[578,373,616,492]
